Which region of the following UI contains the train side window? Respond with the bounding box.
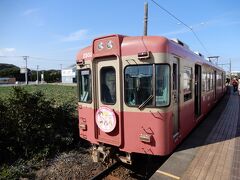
[220,73,222,86]
[207,72,210,91]
[156,65,170,106]
[219,73,222,86]
[202,71,206,92]
[78,69,92,103]
[222,73,225,87]
[183,67,192,101]
[210,72,214,90]
[100,67,116,104]
[125,65,153,106]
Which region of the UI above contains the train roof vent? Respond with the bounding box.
[171,38,189,49]
[194,51,204,58]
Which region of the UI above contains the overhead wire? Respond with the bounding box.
[150,0,210,56]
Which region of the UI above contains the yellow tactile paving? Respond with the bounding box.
[156,170,181,179]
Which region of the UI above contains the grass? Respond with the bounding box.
[0,84,78,105]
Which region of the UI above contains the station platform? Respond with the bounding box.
[150,88,240,180]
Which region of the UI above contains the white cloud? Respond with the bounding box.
[23,8,39,16]
[0,48,16,56]
[61,29,89,42]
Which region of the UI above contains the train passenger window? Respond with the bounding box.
[78,69,92,103]
[210,72,213,90]
[183,67,192,101]
[100,67,116,104]
[125,65,153,106]
[202,71,207,92]
[156,65,170,106]
[205,72,213,91]
[218,73,222,86]
[207,72,210,91]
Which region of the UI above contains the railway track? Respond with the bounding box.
[90,161,121,180]
[89,154,168,180]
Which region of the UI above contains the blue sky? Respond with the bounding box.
[0,0,240,71]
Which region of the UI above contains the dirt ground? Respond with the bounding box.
[33,146,165,180]
[35,147,105,180]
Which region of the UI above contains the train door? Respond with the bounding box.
[172,58,179,137]
[94,56,122,146]
[214,71,217,100]
[222,72,224,93]
[194,65,201,117]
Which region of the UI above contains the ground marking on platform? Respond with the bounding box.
[156,170,180,179]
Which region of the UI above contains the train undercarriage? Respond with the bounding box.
[92,144,132,165]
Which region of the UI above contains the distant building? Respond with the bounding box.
[61,64,76,83]
[0,77,16,84]
[231,71,240,77]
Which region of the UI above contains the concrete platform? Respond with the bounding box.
[150,88,240,180]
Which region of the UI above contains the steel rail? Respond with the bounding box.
[90,161,120,180]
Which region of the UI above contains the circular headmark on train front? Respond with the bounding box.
[96,107,116,133]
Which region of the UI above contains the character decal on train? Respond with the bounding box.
[96,107,116,133]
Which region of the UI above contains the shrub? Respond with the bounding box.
[0,87,78,165]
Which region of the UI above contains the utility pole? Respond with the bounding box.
[41,71,44,84]
[36,65,39,84]
[23,56,29,84]
[218,59,232,78]
[144,2,148,36]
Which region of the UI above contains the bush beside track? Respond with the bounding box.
[0,85,81,179]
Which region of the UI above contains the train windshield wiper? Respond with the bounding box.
[138,95,153,110]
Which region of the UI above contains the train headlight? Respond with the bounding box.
[106,40,113,49]
[97,42,104,50]
[96,107,116,133]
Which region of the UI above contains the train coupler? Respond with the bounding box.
[92,145,112,163]
[118,152,132,165]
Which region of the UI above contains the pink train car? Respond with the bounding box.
[76,35,226,164]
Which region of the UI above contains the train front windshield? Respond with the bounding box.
[77,64,170,107]
[125,64,169,107]
[125,65,153,106]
